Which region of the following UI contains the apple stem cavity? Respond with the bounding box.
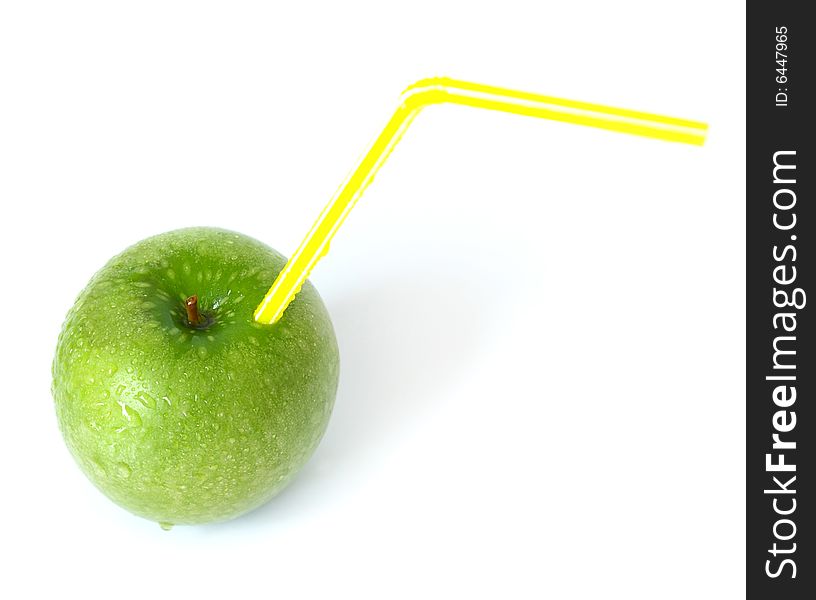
[185,295,203,327]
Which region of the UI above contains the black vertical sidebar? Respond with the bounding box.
[747,2,813,599]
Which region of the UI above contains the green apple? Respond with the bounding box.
[52,227,339,527]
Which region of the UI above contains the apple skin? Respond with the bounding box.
[52,227,339,526]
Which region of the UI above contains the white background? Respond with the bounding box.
[0,1,745,598]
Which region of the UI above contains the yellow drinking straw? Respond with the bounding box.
[254,76,708,325]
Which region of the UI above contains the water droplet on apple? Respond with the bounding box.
[129,409,143,428]
[116,462,132,478]
[197,346,208,358]
[90,458,105,476]
[117,401,142,428]
[118,401,130,419]
[135,391,156,409]
[159,522,174,531]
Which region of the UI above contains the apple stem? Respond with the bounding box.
[185,295,202,326]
